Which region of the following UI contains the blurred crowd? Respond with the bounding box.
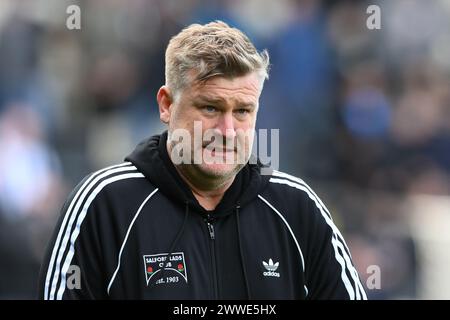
[0,0,449,299]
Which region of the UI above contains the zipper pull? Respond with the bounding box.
[207,222,215,240]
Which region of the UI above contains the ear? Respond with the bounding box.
[157,86,173,124]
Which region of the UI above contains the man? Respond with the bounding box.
[39,21,367,300]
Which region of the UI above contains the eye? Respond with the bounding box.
[203,105,217,113]
[235,108,249,115]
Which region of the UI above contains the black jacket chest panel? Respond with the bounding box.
[104,190,305,299]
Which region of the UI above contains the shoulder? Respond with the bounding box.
[66,162,154,214]
[60,162,156,236]
[72,162,145,197]
[259,169,333,222]
[264,170,320,203]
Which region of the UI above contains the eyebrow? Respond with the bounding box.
[195,95,256,108]
[196,95,225,104]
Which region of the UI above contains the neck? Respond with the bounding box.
[167,144,234,210]
[175,164,235,211]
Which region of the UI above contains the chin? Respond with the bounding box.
[197,163,242,179]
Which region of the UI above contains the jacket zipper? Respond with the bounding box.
[204,214,219,299]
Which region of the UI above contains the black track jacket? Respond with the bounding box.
[38,131,367,300]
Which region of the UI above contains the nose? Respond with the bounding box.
[216,112,236,140]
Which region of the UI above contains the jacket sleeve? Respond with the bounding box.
[38,174,108,300]
[304,196,367,300]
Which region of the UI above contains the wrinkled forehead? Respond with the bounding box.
[183,71,264,106]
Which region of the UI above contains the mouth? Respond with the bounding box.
[202,144,236,153]
[204,147,235,153]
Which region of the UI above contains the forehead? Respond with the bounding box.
[186,72,263,105]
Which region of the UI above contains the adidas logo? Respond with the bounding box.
[262,259,280,277]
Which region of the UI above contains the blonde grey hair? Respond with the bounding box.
[165,20,270,97]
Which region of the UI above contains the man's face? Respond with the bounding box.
[165,72,262,184]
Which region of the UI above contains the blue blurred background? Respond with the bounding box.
[1,0,449,299]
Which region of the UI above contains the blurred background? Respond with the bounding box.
[0,0,449,299]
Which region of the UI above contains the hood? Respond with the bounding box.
[125,131,271,217]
